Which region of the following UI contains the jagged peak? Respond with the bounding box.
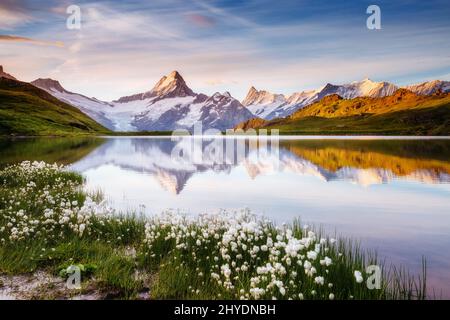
[242,85,285,106]
[31,78,67,93]
[167,70,182,79]
[0,65,17,80]
[149,70,194,98]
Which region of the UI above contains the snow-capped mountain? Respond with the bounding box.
[32,71,254,132]
[0,66,17,80]
[242,78,398,120]
[31,78,116,130]
[114,71,254,131]
[27,66,449,129]
[242,86,287,119]
[319,78,398,99]
[404,80,450,95]
[269,89,320,120]
[114,71,195,103]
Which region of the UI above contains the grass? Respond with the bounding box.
[0,161,427,300]
[0,78,110,136]
[245,91,450,135]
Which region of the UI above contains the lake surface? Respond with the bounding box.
[1,136,450,297]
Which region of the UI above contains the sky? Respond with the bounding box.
[1,0,450,101]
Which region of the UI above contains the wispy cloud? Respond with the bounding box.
[186,13,216,28]
[0,1,34,29]
[0,34,64,47]
[1,0,450,101]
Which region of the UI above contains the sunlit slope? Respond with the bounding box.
[239,90,450,135]
[0,78,110,136]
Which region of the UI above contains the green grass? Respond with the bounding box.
[0,78,110,136]
[242,91,450,135]
[0,161,428,300]
[263,105,450,135]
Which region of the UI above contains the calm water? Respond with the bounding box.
[1,136,450,297]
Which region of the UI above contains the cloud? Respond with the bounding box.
[2,0,450,101]
[0,34,64,47]
[186,13,216,27]
[0,0,34,29]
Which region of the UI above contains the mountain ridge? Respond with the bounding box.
[2,65,449,134]
[235,88,450,135]
[0,77,110,136]
[31,70,254,132]
[0,66,17,81]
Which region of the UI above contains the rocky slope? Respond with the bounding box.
[0,66,17,80]
[242,78,399,120]
[235,89,450,135]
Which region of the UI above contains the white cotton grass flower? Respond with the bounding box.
[354,270,364,283]
[320,256,332,266]
[314,276,324,285]
[307,250,317,260]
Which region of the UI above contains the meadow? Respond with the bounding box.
[0,161,426,299]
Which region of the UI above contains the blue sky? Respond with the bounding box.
[1,0,450,100]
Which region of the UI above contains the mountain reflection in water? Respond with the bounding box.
[66,137,450,194]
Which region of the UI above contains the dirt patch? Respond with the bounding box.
[0,271,103,300]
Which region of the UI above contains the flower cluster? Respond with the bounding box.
[143,210,365,300]
[0,161,113,243]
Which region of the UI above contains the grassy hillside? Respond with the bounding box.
[0,78,110,136]
[238,90,450,135]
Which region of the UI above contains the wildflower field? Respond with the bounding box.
[0,161,426,299]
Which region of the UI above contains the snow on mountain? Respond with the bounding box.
[31,71,254,132]
[265,89,320,120]
[242,78,398,120]
[242,87,287,119]
[114,70,195,103]
[28,66,448,129]
[404,80,450,95]
[325,78,398,99]
[114,72,254,132]
[31,78,116,130]
[0,66,17,80]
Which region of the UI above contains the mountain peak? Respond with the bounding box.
[149,70,195,99]
[167,70,182,79]
[0,66,17,80]
[31,78,67,93]
[404,79,450,95]
[242,86,285,106]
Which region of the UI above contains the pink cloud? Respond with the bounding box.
[186,14,215,27]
